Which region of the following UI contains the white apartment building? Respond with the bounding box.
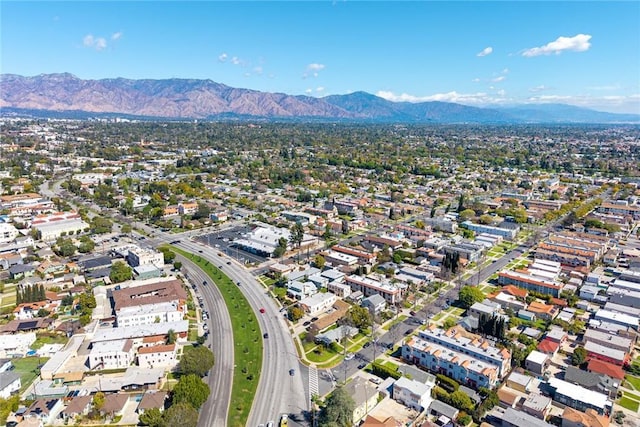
[89,339,135,370]
[0,223,19,244]
[116,301,184,328]
[393,376,433,411]
[346,275,404,304]
[137,344,178,369]
[299,293,337,316]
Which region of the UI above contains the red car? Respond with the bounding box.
[259,308,266,314]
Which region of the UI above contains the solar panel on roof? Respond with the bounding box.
[18,320,38,330]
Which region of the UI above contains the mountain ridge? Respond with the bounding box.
[1,73,638,123]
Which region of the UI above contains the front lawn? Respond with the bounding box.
[626,375,640,391]
[619,396,640,412]
[30,333,69,349]
[12,356,50,392]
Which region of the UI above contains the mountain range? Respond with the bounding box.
[1,73,638,123]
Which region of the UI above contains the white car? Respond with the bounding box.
[344,353,354,361]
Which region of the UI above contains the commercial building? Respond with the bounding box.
[31,211,89,242]
[461,221,518,240]
[116,301,185,328]
[126,247,164,269]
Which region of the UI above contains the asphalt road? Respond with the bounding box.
[179,255,234,427]
[150,232,308,426]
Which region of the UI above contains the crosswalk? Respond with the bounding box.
[308,366,319,402]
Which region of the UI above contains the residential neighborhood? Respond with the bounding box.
[0,120,639,427]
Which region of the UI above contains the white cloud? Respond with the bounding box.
[305,89,313,94]
[83,34,107,51]
[218,53,228,62]
[376,90,508,105]
[316,87,325,92]
[244,72,251,77]
[306,63,325,72]
[587,84,621,91]
[477,47,493,57]
[502,68,509,74]
[529,85,549,93]
[231,56,241,65]
[253,66,263,75]
[522,34,592,57]
[527,93,640,113]
[472,78,480,83]
[492,76,506,83]
[111,32,122,41]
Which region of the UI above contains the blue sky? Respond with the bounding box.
[2,1,639,113]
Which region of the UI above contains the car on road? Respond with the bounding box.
[370,377,382,385]
[357,363,366,370]
[303,321,310,326]
[311,317,318,322]
[259,308,266,314]
[409,310,416,316]
[202,281,207,286]
[344,353,354,361]
[280,415,288,427]
[226,261,231,265]
[263,333,269,339]
[198,250,203,253]
[267,422,274,427]
[289,369,295,376]
[363,342,371,348]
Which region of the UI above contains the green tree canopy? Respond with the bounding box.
[109,261,133,283]
[347,305,373,330]
[172,374,210,410]
[178,346,215,377]
[319,386,356,427]
[161,402,198,427]
[571,346,588,366]
[458,286,485,309]
[138,407,163,427]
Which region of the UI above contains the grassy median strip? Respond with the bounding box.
[170,247,262,427]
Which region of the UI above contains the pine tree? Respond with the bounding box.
[16,288,21,305]
[39,284,46,301]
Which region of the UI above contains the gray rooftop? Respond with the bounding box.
[429,400,459,419]
[501,407,553,427]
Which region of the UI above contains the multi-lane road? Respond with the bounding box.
[142,228,308,426]
[178,255,234,427]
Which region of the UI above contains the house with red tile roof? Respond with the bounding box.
[587,359,625,380]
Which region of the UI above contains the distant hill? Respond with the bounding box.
[1,73,638,123]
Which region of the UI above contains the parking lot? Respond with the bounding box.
[195,225,269,265]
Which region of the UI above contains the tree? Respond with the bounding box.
[77,235,95,253]
[90,216,113,234]
[167,329,177,345]
[178,346,215,377]
[93,391,105,410]
[161,402,198,427]
[290,222,305,248]
[173,261,182,271]
[458,209,475,222]
[347,305,373,330]
[138,407,163,427]
[55,237,76,257]
[159,247,176,264]
[121,224,132,234]
[172,374,210,409]
[449,390,474,412]
[288,305,305,322]
[319,386,356,427]
[273,237,288,258]
[109,261,133,283]
[458,286,485,309]
[313,254,326,269]
[571,346,588,366]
